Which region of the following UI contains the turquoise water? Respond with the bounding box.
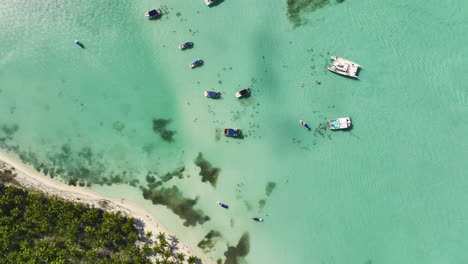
[1,0,468,263]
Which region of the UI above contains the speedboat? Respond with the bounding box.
[145,9,162,19]
[75,40,84,48]
[235,88,251,98]
[179,42,193,50]
[252,218,264,222]
[204,91,220,99]
[224,128,241,137]
[329,117,352,130]
[217,201,228,209]
[299,120,311,130]
[190,59,204,68]
[327,56,361,78]
[205,0,218,6]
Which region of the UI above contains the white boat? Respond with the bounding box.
[205,0,217,6]
[327,56,361,78]
[329,117,352,130]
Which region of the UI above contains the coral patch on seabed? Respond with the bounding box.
[287,0,345,27]
[197,230,222,253]
[194,152,220,187]
[0,123,137,187]
[223,233,250,264]
[258,199,266,209]
[258,182,276,209]
[265,181,276,196]
[152,118,176,142]
[141,185,210,227]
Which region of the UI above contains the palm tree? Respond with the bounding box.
[145,231,153,239]
[187,256,197,264]
[141,243,153,256]
[154,245,164,256]
[157,232,166,242]
[163,249,172,260]
[159,238,168,249]
[175,252,185,263]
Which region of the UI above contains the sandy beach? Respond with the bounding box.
[0,151,206,263]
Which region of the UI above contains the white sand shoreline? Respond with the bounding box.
[0,151,207,263]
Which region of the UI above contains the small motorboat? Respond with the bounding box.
[75,40,84,48]
[179,42,194,50]
[145,9,162,19]
[252,218,264,222]
[224,128,241,137]
[217,201,228,209]
[190,59,204,68]
[299,120,311,130]
[235,88,251,98]
[205,0,218,6]
[205,91,220,99]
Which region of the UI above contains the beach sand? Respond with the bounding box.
[0,151,207,263]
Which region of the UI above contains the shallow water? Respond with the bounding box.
[1,0,468,263]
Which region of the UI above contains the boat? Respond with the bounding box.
[145,9,162,19]
[204,91,220,99]
[327,56,361,78]
[299,120,311,130]
[235,88,251,98]
[329,117,352,130]
[217,201,228,209]
[74,40,84,48]
[179,42,194,50]
[205,0,218,6]
[224,128,241,137]
[252,218,264,222]
[190,59,204,68]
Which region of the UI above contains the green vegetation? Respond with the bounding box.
[0,184,200,263]
[0,166,16,184]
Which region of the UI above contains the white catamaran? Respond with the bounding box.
[329,117,352,130]
[327,56,361,78]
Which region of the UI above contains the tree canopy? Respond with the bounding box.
[0,184,201,264]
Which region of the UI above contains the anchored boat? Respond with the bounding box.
[205,0,218,6]
[179,42,193,50]
[329,117,352,130]
[224,128,241,137]
[327,56,361,78]
[235,88,251,98]
[74,40,84,48]
[217,202,228,209]
[299,120,311,130]
[252,218,264,222]
[190,59,204,68]
[145,9,162,19]
[204,91,220,99]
